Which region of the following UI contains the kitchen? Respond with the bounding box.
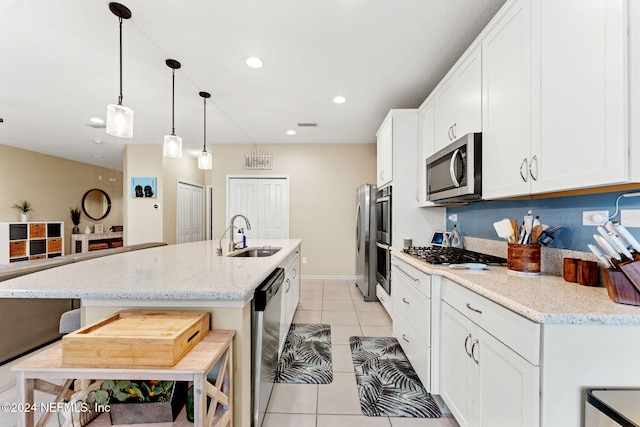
[2,0,640,426]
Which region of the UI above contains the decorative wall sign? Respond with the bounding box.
[131,177,157,198]
[244,148,272,170]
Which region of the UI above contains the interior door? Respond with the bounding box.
[176,181,204,244]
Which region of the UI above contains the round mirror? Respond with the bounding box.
[82,189,111,221]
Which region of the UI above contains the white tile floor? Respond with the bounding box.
[263,278,460,427]
[0,278,459,427]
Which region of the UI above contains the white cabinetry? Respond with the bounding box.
[440,279,540,427]
[417,98,435,207]
[376,117,393,188]
[0,222,64,264]
[483,0,627,199]
[279,248,300,352]
[434,46,482,152]
[391,257,440,393]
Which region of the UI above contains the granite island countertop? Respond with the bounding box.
[0,239,302,304]
[392,249,640,325]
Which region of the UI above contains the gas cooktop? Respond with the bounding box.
[402,246,508,266]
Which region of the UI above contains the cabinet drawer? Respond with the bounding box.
[47,238,62,253]
[392,272,430,345]
[29,223,46,239]
[391,258,431,298]
[442,279,540,365]
[9,241,27,258]
[393,309,430,390]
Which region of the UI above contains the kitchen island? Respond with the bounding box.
[0,238,303,427]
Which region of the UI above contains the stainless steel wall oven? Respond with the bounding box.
[375,186,391,295]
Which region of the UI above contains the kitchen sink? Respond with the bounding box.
[228,247,282,257]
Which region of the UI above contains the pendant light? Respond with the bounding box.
[198,91,213,170]
[163,59,183,158]
[106,2,134,138]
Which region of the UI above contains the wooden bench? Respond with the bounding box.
[11,330,234,427]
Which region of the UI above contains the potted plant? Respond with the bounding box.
[95,380,186,425]
[12,200,33,222]
[70,207,81,233]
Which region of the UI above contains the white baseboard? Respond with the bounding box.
[300,275,357,280]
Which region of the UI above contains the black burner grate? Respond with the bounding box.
[402,246,507,266]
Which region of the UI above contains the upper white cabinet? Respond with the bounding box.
[434,46,482,152]
[376,116,393,188]
[417,98,436,207]
[483,0,627,199]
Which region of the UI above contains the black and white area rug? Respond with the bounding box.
[349,336,442,418]
[275,323,333,384]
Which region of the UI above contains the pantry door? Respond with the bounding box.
[177,181,204,243]
[227,176,289,240]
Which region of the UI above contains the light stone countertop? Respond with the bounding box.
[392,249,640,325]
[0,239,302,303]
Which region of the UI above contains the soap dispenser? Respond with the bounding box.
[451,225,464,249]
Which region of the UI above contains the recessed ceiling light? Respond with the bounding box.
[246,57,264,69]
[92,139,104,144]
[90,117,105,124]
[286,130,296,135]
[333,96,346,104]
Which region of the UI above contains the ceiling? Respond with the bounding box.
[1,0,506,171]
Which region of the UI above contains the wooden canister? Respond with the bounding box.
[577,260,599,286]
[507,243,541,275]
[563,258,578,282]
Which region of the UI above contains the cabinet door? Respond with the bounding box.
[434,78,457,151]
[258,179,289,239]
[482,0,532,200]
[440,303,474,427]
[474,327,539,427]
[455,47,482,140]
[530,0,627,193]
[418,99,435,206]
[377,118,393,187]
[228,178,259,239]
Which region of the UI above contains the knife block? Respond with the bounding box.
[603,269,640,306]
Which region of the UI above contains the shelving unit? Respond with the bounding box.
[70,231,124,253]
[0,221,64,264]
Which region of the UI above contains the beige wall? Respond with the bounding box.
[0,144,123,254]
[208,144,377,277]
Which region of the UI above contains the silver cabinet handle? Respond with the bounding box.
[402,297,410,305]
[393,264,419,282]
[520,158,529,182]
[285,278,291,293]
[448,126,453,141]
[466,303,482,314]
[452,123,457,140]
[464,334,472,357]
[292,268,297,279]
[529,155,538,181]
[402,334,410,343]
[449,148,462,188]
[471,339,479,364]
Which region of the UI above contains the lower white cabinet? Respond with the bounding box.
[440,280,540,427]
[279,249,300,351]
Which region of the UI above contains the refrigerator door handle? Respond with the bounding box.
[355,202,361,253]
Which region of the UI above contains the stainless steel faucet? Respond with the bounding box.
[228,214,252,252]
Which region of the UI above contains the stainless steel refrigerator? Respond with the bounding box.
[355,183,378,301]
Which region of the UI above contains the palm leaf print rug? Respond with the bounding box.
[349,336,442,418]
[275,323,333,384]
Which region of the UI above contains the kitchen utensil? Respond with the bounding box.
[613,222,640,254]
[523,210,534,244]
[588,243,615,268]
[593,234,622,263]
[536,225,564,246]
[598,225,633,261]
[531,225,543,245]
[448,263,488,270]
[511,220,518,240]
[493,219,515,243]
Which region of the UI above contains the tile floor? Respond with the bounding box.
[0,278,459,427]
[263,278,460,427]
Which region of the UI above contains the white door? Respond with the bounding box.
[227,177,289,239]
[177,182,204,244]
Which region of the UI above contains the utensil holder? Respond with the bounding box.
[603,269,640,306]
[507,243,541,276]
[577,260,599,286]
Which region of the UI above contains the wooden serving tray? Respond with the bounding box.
[62,310,210,367]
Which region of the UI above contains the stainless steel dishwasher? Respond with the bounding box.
[252,267,285,427]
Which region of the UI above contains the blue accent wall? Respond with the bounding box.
[446,190,640,252]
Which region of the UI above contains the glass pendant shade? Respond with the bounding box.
[106,104,134,138]
[163,134,183,158]
[198,150,212,170]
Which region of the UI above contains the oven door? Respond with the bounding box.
[375,187,391,244]
[376,242,391,295]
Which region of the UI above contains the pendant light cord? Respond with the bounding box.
[118,17,123,106]
[203,96,207,151]
[171,68,176,136]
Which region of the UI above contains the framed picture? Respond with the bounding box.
[131,177,157,198]
[94,224,104,234]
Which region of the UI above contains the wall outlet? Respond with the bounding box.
[582,210,608,226]
[621,210,640,228]
[302,257,307,264]
[448,214,458,222]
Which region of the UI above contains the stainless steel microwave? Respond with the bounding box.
[426,133,482,204]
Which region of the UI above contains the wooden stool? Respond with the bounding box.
[11,330,234,427]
